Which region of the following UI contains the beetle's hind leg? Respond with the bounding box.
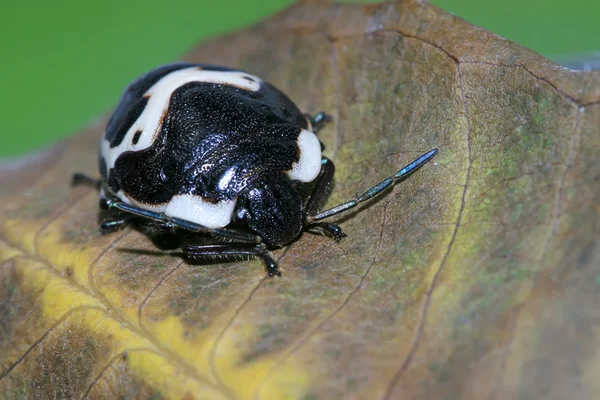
[72,172,101,189]
[181,240,281,277]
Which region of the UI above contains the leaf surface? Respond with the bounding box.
[1,1,599,399]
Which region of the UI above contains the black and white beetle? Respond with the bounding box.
[73,63,437,277]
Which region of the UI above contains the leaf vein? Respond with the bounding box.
[80,347,159,400]
[254,202,390,400]
[487,105,584,398]
[0,305,105,381]
[381,61,473,399]
[1,234,221,392]
[208,246,297,399]
[138,260,185,329]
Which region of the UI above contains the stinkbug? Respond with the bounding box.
[73,63,437,277]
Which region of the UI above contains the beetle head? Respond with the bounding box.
[236,174,303,248]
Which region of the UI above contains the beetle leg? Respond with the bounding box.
[181,240,281,277]
[303,157,348,240]
[307,149,438,222]
[72,172,101,189]
[306,222,347,242]
[304,157,335,217]
[305,112,332,133]
[100,217,132,233]
[96,192,136,233]
[100,196,262,244]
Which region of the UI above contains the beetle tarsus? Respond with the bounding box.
[100,218,129,233]
[307,222,347,242]
[263,250,281,277]
[99,196,111,210]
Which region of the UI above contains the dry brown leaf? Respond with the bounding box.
[2,1,600,399]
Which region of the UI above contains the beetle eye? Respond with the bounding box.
[234,207,250,224]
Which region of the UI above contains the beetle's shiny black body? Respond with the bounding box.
[99,63,318,248]
[73,62,438,276]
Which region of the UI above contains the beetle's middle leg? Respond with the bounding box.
[305,112,332,133]
[100,196,262,244]
[95,192,137,233]
[71,173,132,232]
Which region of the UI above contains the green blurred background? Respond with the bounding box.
[2,0,599,157]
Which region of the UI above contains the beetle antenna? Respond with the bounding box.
[308,148,438,222]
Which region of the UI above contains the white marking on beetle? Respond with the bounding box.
[287,129,321,183]
[115,189,168,212]
[100,67,263,172]
[100,66,324,221]
[164,194,237,228]
[106,187,231,225]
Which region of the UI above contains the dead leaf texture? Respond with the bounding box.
[1,1,599,399]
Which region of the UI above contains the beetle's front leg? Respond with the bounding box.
[181,239,281,277]
[306,222,346,242]
[303,157,347,241]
